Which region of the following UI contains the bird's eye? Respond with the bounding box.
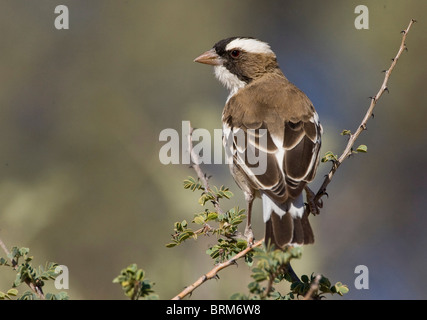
[230,50,241,58]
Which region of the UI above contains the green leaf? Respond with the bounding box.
[236,240,248,250]
[333,282,349,296]
[192,216,205,225]
[356,145,368,153]
[231,219,243,226]
[252,272,267,282]
[230,292,247,300]
[319,276,331,290]
[113,264,156,300]
[18,248,30,256]
[55,292,70,300]
[136,269,144,281]
[206,212,218,221]
[126,264,138,274]
[18,291,37,300]
[321,151,338,163]
[216,186,233,199]
[13,273,22,287]
[341,129,352,136]
[7,289,18,296]
[0,257,9,266]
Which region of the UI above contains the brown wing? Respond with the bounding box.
[222,73,322,204]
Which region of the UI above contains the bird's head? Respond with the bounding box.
[194,37,280,94]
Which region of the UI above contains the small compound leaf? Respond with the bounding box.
[356,145,368,153]
[7,289,18,296]
[192,216,205,225]
[341,129,351,136]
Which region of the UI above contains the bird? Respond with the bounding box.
[194,37,322,249]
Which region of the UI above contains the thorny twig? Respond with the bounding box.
[172,239,264,300]
[188,123,225,215]
[309,19,416,213]
[0,237,45,299]
[174,19,416,300]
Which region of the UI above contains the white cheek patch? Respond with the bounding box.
[214,65,246,100]
[226,38,274,55]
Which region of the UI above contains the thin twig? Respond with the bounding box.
[0,237,45,299]
[188,122,224,215]
[303,274,322,300]
[172,239,264,300]
[171,122,259,300]
[262,262,300,299]
[313,19,416,206]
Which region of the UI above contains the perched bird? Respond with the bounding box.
[194,37,322,249]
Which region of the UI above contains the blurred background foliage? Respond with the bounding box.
[0,0,426,299]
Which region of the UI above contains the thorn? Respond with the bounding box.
[382,69,388,73]
[411,19,417,23]
[369,96,376,101]
[391,58,395,61]
[371,113,375,119]
[361,123,367,130]
[316,198,324,209]
[404,46,409,52]
[401,30,406,34]
[384,87,389,93]
[323,192,328,199]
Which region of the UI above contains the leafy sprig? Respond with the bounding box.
[168,176,251,264]
[112,264,157,300]
[0,246,68,300]
[231,245,349,300]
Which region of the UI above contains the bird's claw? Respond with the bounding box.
[244,226,255,247]
[304,186,323,216]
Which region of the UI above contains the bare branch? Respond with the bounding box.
[188,122,225,215]
[303,274,322,300]
[171,239,264,300]
[312,19,416,207]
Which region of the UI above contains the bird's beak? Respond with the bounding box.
[194,48,221,66]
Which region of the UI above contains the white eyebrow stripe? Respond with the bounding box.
[225,38,274,55]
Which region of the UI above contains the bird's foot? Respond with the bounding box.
[244,226,255,247]
[305,186,322,216]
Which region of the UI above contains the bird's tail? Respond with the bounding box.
[262,193,314,249]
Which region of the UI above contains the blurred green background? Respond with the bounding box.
[0,0,426,299]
